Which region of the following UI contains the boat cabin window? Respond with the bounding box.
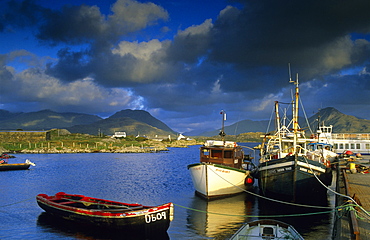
[202,149,210,157]
[366,144,370,150]
[262,227,274,236]
[307,144,315,151]
[224,150,233,158]
[345,144,349,149]
[339,144,344,149]
[356,144,360,149]
[211,150,222,158]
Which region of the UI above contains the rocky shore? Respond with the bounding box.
[3,139,200,154]
[19,146,170,154]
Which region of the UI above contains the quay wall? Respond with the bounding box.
[333,157,370,239]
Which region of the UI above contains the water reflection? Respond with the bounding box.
[187,193,257,239]
[257,194,333,239]
[37,212,169,240]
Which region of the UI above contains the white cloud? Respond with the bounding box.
[109,0,169,33]
[211,75,222,94]
[2,65,142,114]
[113,39,164,60]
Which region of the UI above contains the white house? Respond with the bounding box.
[112,131,127,138]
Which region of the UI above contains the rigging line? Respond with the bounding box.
[234,113,241,136]
[266,105,274,134]
[299,97,314,134]
[298,147,370,219]
[206,164,332,209]
[172,203,335,218]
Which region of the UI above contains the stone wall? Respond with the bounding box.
[0,131,51,142]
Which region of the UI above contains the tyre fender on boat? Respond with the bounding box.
[244,176,254,186]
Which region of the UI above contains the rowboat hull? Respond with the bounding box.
[0,163,31,171]
[188,163,253,198]
[257,156,332,202]
[36,192,173,233]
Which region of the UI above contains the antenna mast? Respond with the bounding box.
[219,110,226,142]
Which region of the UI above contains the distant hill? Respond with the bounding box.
[68,110,176,136]
[0,109,102,130]
[0,110,22,121]
[196,107,370,137]
[198,119,270,137]
[307,107,370,133]
[67,117,174,137]
[109,109,175,134]
[0,109,177,137]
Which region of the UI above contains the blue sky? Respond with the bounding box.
[1,0,370,134]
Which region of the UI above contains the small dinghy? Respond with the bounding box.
[36,192,174,233]
[230,219,304,240]
[0,154,35,171]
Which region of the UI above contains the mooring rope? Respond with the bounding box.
[206,164,333,209]
[0,196,34,208]
[172,203,335,218]
[300,153,370,220]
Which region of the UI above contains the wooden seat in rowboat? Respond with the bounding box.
[102,206,145,212]
[59,198,143,210]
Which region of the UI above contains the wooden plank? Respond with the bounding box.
[343,169,360,240]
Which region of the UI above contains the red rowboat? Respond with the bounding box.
[36,192,173,233]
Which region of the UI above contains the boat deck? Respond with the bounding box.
[334,157,370,240]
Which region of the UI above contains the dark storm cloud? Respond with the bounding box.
[166,19,213,63]
[1,0,169,86]
[210,0,370,71]
[45,48,90,81]
[0,0,47,30]
[36,4,108,45]
[43,0,170,86]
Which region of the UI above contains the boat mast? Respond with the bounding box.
[289,64,299,155]
[275,101,282,158]
[316,112,321,143]
[289,64,299,202]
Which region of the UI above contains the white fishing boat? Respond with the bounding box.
[230,219,304,240]
[314,124,370,155]
[188,111,255,199]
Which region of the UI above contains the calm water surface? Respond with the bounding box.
[0,144,334,239]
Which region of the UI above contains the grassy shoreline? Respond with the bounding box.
[0,137,201,154]
[0,130,261,154]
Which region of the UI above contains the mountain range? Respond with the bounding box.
[1,107,370,137]
[198,107,370,136]
[0,109,176,137]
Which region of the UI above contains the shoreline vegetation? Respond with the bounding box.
[0,129,262,154]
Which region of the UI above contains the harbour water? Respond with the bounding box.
[0,144,335,239]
